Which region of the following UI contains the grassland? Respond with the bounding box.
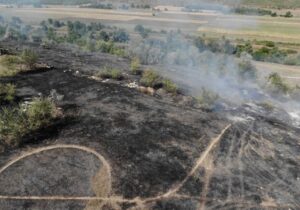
[1,5,299,86]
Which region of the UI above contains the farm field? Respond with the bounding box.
[1,5,299,85]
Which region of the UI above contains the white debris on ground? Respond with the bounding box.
[126,81,139,89]
[288,111,300,127]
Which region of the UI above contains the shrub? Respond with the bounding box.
[134,24,149,38]
[140,69,161,88]
[0,97,58,146]
[283,11,293,18]
[0,55,21,76]
[196,88,219,108]
[268,73,290,94]
[21,49,38,69]
[130,57,141,75]
[162,79,178,94]
[26,98,57,130]
[98,67,123,80]
[238,59,257,80]
[0,83,16,104]
[259,102,275,111]
[284,54,300,66]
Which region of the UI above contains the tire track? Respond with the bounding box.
[144,124,232,203]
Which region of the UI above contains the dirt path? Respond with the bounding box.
[144,124,232,203]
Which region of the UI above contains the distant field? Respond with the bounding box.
[255,61,300,87]
[1,5,299,86]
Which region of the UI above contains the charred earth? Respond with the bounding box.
[0,41,299,210]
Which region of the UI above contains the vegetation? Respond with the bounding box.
[80,3,113,9]
[21,49,38,69]
[0,83,16,104]
[267,73,290,94]
[98,67,123,80]
[130,57,141,75]
[238,59,257,80]
[233,7,277,17]
[259,101,275,111]
[162,79,178,94]
[134,24,151,38]
[235,40,300,66]
[0,49,38,76]
[196,88,219,108]
[0,97,58,146]
[193,36,236,54]
[140,70,161,88]
[130,3,151,9]
[282,11,293,18]
[0,55,21,76]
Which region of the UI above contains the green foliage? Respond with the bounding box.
[0,97,57,146]
[238,59,257,80]
[140,70,161,88]
[284,54,300,66]
[196,88,219,108]
[21,49,38,69]
[112,29,129,42]
[0,83,16,104]
[130,57,141,75]
[233,7,274,16]
[26,97,57,129]
[268,73,290,94]
[162,79,178,94]
[0,55,21,76]
[282,11,293,18]
[134,24,150,38]
[95,41,125,56]
[252,47,287,63]
[259,101,275,111]
[236,42,253,56]
[98,67,123,80]
[193,36,236,54]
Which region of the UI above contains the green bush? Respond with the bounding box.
[259,102,275,111]
[140,69,161,88]
[238,59,257,80]
[0,55,21,76]
[21,49,38,69]
[162,79,178,94]
[26,98,57,129]
[98,67,123,80]
[0,97,58,146]
[284,54,300,66]
[196,88,219,108]
[268,73,290,94]
[0,83,16,104]
[283,11,293,18]
[130,57,141,75]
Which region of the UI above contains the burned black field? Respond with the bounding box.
[0,41,300,210]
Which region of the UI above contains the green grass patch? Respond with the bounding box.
[0,49,38,77]
[0,83,16,104]
[196,88,219,108]
[130,57,141,75]
[162,79,178,94]
[140,69,161,88]
[0,97,58,146]
[98,67,123,80]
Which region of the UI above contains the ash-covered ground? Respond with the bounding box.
[0,41,299,210]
